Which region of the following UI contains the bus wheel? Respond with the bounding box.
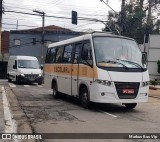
[124,103,137,110]
[80,87,90,109]
[52,82,59,99]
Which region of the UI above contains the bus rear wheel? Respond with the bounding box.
[52,82,59,99]
[80,87,90,109]
[124,103,137,110]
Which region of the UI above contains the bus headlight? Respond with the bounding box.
[141,81,149,87]
[95,79,113,86]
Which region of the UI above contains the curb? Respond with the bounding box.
[1,86,19,142]
[149,86,160,90]
[2,86,17,134]
[149,95,160,99]
[0,86,5,134]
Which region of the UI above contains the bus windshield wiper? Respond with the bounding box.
[117,59,144,71]
[98,60,129,70]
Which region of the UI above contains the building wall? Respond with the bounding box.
[9,32,80,63]
[147,34,160,80]
[1,31,9,54]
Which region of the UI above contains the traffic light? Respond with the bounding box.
[72,11,77,25]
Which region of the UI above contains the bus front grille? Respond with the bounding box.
[114,82,140,99]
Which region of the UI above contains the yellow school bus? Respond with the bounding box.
[45,33,149,109]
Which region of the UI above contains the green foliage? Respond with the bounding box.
[150,80,160,86]
[103,0,160,44]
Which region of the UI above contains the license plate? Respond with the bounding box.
[123,89,134,94]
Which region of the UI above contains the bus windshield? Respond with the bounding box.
[93,37,143,68]
[18,60,40,69]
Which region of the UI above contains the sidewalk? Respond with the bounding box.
[149,85,160,98]
[0,86,5,133]
[149,89,160,98]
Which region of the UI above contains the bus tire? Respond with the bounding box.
[124,103,137,110]
[52,82,59,99]
[38,82,42,85]
[80,87,90,109]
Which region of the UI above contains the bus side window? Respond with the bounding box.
[73,43,82,64]
[81,41,93,65]
[50,48,56,63]
[63,44,73,63]
[45,48,57,63]
[45,49,51,63]
[55,46,64,63]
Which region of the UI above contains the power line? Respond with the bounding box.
[3,10,108,23]
[2,22,39,28]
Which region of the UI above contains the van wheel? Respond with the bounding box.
[8,74,11,82]
[80,87,90,109]
[38,82,42,85]
[124,103,137,110]
[16,76,20,84]
[52,82,59,98]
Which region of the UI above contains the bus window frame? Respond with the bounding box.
[72,42,83,64]
[62,44,74,64]
[55,46,65,63]
[80,40,93,68]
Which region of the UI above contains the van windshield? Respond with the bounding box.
[18,60,40,69]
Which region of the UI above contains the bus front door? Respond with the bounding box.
[71,43,82,96]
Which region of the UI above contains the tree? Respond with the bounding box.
[103,0,160,44]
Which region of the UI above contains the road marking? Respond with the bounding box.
[24,85,30,87]
[8,83,16,88]
[98,110,118,118]
[37,85,43,88]
[0,79,8,81]
[48,90,52,92]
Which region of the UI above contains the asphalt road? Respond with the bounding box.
[1,80,160,142]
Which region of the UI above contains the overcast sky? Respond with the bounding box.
[2,0,121,32]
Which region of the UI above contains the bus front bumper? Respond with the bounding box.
[90,84,149,103]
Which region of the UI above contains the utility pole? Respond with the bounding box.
[33,10,45,65]
[0,0,3,58]
[121,0,126,35]
[16,20,18,30]
[147,0,152,26]
[33,10,45,83]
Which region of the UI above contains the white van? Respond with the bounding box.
[7,56,43,85]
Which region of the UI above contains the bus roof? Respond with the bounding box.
[48,32,135,48]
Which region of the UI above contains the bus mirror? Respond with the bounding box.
[142,52,147,64]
